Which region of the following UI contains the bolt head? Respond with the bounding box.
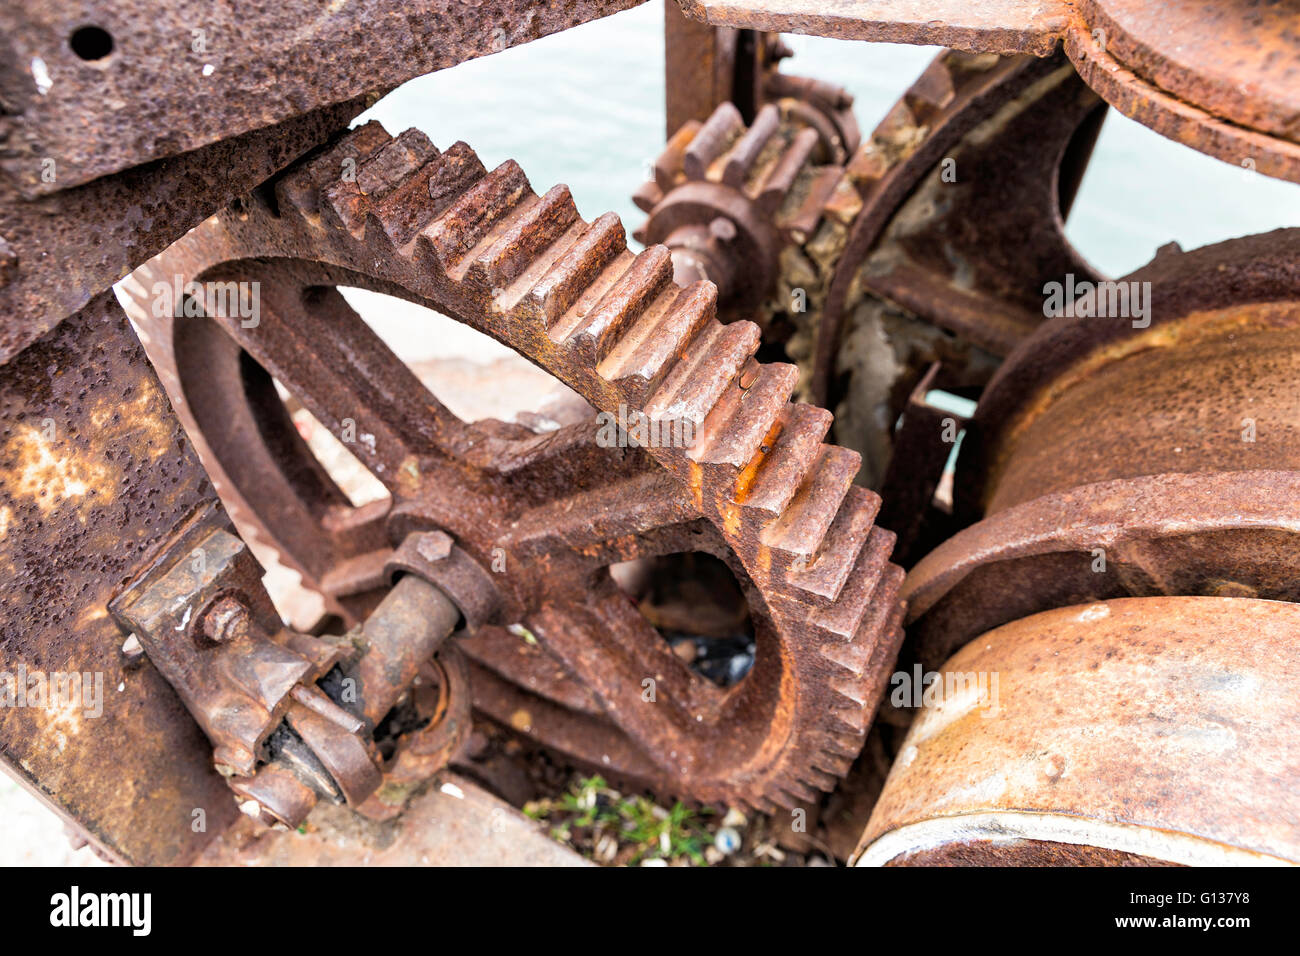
[201,595,248,643]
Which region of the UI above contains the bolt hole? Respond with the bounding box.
[69,26,114,62]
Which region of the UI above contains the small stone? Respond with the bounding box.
[714,825,742,856]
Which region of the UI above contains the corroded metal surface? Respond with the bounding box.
[958,229,1300,517]
[855,597,1300,867]
[677,0,1070,56]
[123,123,906,812]
[0,0,643,196]
[904,232,1300,668]
[676,0,1300,182]
[0,98,367,363]
[0,293,238,865]
[1064,0,1300,183]
[811,48,1105,407]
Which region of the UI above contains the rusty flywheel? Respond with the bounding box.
[124,122,905,812]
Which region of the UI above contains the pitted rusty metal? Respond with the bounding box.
[123,122,906,811]
[0,98,368,363]
[0,293,239,865]
[903,231,1300,670]
[676,0,1071,56]
[855,597,1300,867]
[676,0,1300,182]
[0,1,644,197]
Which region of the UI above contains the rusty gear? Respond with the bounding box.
[125,122,905,812]
[632,74,861,318]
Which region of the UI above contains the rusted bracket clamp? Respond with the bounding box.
[110,507,383,827]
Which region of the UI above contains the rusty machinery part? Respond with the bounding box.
[0,98,371,363]
[0,1,641,197]
[122,122,906,812]
[631,73,860,316]
[675,0,1300,183]
[789,48,1105,492]
[902,229,1300,672]
[109,502,471,829]
[0,293,247,866]
[853,596,1300,867]
[0,1,641,364]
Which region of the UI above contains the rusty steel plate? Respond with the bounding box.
[855,596,1300,867]
[676,0,1300,182]
[0,293,238,865]
[677,0,1071,56]
[0,97,367,364]
[1064,0,1300,183]
[0,0,643,197]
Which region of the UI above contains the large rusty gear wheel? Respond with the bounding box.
[124,122,904,812]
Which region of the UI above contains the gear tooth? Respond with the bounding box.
[372,141,487,248]
[326,128,437,237]
[692,362,798,470]
[819,633,872,677]
[774,782,817,808]
[467,183,579,290]
[760,444,859,559]
[721,103,780,187]
[758,126,820,213]
[654,118,703,192]
[799,768,839,792]
[596,280,715,405]
[275,121,391,221]
[812,544,905,645]
[821,733,865,761]
[787,485,882,604]
[421,159,532,270]
[632,179,662,213]
[355,128,438,200]
[684,101,745,180]
[645,320,761,427]
[520,211,627,331]
[777,166,842,241]
[831,679,871,709]
[811,750,855,779]
[828,705,870,736]
[741,403,832,516]
[566,244,674,362]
